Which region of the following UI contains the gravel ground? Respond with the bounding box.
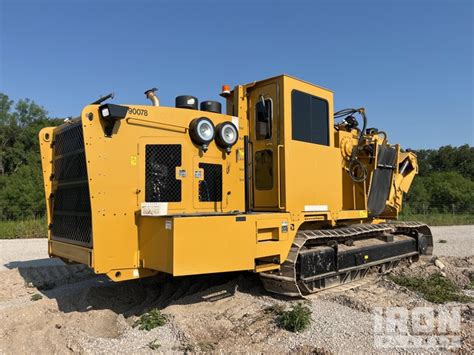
[0,225,472,354]
[0,238,63,271]
[431,225,474,257]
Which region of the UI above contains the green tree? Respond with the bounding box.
[0,93,61,219]
[413,149,434,177]
[0,165,46,219]
[426,172,474,213]
[0,94,15,175]
[405,171,474,213]
[404,176,430,213]
[414,145,474,179]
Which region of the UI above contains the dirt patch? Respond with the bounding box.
[324,257,474,311]
[391,256,474,290]
[324,278,429,313]
[0,298,123,354]
[2,261,472,353]
[322,257,474,352]
[162,277,280,352]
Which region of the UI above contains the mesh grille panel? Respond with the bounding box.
[51,214,92,246]
[53,185,91,212]
[51,121,92,247]
[199,163,222,202]
[54,122,85,156]
[53,152,87,182]
[145,144,182,202]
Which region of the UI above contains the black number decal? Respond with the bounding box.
[128,108,149,116]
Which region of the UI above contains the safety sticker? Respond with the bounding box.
[141,202,168,216]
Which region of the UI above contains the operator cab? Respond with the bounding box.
[227,75,341,215]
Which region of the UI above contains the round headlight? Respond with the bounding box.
[197,120,214,141]
[189,117,215,151]
[216,122,238,153]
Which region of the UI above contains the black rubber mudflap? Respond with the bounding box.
[368,145,397,217]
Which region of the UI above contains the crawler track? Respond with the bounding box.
[260,221,433,297]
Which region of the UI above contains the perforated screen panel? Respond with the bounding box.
[145,144,182,202]
[199,163,222,202]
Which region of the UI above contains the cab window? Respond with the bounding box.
[255,149,273,190]
[255,98,273,140]
[291,90,329,146]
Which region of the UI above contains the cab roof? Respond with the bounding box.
[242,74,333,93]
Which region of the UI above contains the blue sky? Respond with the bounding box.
[0,0,472,149]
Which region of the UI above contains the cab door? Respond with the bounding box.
[249,82,284,210]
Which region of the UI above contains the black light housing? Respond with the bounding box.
[189,117,215,152]
[99,104,129,121]
[215,121,238,154]
[98,104,129,137]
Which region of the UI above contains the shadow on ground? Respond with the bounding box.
[8,259,276,318]
[4,258,64,269]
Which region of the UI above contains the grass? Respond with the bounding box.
[264,303,285,315]
[389,273,473,304]
[174,343,195,352]
[147,339,161,350]
[0,218,47,239]
[399,213,474,226]
[30,293,43,301]
[197,341,217,351]
[467,274,474,290]
[268,302,312,333]
[134,309,167,331]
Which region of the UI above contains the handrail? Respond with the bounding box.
[277,144,285,210]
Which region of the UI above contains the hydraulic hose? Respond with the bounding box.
[377,131,387,145]
[334,108,368,182]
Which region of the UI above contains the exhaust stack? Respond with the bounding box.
[144,88,160,106]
